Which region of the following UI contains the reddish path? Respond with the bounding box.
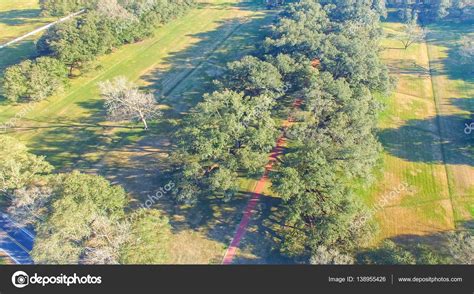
[222,99,302,264]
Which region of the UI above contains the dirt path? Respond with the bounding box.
[222,99,302,264]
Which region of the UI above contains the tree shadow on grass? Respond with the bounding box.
[0,39,38,70]
[383,9,403,24]
[378,114,474,166]
[3,0,283,263]
[141,3,275,114]
[385,59,431,77]
[357,220,473,264]
[231,195,294,264]
[0,9,42,26]
[150,186,291,264]
[425,21,474,83]
[451,98,474,117]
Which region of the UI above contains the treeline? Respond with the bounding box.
[171,0,390,263]
[264,0,389,263]
[2,0,194,102]
[393,0,473,22]
[0,135,171,264]
[40,0,92,16]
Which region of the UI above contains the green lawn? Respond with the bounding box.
[360,16,474,245]
[0,0,55,44]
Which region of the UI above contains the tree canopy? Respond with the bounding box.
[2,57,68,102]
[0,135,53,192]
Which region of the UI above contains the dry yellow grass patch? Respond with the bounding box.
[168,231,225,264]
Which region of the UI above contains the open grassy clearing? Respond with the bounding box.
[361,16,473,246]
[0,0,274,264]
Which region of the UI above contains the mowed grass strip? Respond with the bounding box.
[425,21,474,223]
[362,22,451,241]
[362,19,473,243]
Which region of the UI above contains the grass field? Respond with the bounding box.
[361,15,474,246]
[0,0,276,263]
[0,0,55,44]
[0,0,57,96]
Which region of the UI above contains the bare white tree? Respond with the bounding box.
[7,185,52,226]
[82,215,131,264]
[310,246,355,265]
[99,76,160,130]
[399,15,426,50]
[459,36,474,65]
[95,0,137,22]
[448,231,474,264]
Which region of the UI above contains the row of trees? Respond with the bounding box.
[263,0,391,263]
[2,0,195,103]
[1,135,171,264]
[40,0,93,16]
[424,0,473,21]
[395,0,473,22]
[168,0,390,263]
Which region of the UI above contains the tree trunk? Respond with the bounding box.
[141,117,148,130]
[138,111,148,130]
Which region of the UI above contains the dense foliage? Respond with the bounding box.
[40,0,93,16]
[0,136,53,192]
[119,209,172,264]
[393,0,474,22]
[31,171,128,264]
[170,0,390,263]
[2,57,68,102]
[172,58,283,203]
[0,136,171,264]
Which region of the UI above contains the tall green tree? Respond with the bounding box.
[38,12,115,75]
[31,172,128,264]
[173,90,278,203]
[263,0,331,59]
[271,73,380,260]
[218,55,284,97]
[2,57,68,102]
[0,135,53,193]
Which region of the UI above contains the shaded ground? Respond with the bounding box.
[379,114,473,166]
[0,0,54,44]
